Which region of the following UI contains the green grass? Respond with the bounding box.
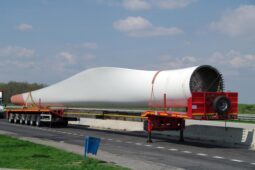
[238,104,255,114]
[0,135,128,170]
[218,119,255,124]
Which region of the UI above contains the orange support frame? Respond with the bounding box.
[143,91,238,142]
[143,92,238,131]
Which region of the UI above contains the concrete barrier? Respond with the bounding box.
[155,125,255,149]
[70,118,255,149]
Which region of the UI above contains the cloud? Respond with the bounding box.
[16,24,33,31]
[0,46,37,81]
[0,46,35,58]
[57,52,76,64]
[155,0,197,9]
[123,0,151,11]
[99,0,196,11]
[157,50,255,72]
[209,50,255,69]
[210,5,255,37]
[158,55,198,69]
[113,16,183,37]
[128,26,183,37]
[113,16,152,31]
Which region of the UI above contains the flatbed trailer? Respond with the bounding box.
[5,91,238,142]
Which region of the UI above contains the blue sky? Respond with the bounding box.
[1,0,255,103]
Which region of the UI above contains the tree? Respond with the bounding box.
[0,82,46,104]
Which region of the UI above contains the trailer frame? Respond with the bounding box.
[142,92,238,142]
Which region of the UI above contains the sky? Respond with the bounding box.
[1,0,255,104]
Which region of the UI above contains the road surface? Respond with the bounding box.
[0,119,254,170]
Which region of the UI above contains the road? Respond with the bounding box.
[0,119,255,170]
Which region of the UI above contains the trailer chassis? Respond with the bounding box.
[142,92,238,143]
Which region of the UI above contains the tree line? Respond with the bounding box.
[0,81,46,104]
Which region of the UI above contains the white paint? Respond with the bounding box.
[168,148,178,151]
[212,156,224,159]
[182,151,192,153]
[197,153,208,156]
[230,159,243,162]
[145,145,152,147]
[156,146,165,149]
[135,143,142,145]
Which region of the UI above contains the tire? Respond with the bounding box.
[8,114,14,123]
[20,115,24,124]
[25,119,29,125]
[8,117,12,123]
[30,119,34,126]
[14,114,19,124]
[213,96,231,115]
[62,120,68,127]
[25,115,30,125]
[36,116,41,127]
[14,118,19,123]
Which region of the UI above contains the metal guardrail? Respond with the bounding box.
[238,114,255,121]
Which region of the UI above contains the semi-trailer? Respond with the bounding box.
[5,65,238,142]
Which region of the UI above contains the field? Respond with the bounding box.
[0,135,128,170]
[238,104,255,114]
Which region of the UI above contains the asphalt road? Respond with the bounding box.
[0,119,255,170]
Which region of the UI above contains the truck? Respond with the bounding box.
[4,66,238,142]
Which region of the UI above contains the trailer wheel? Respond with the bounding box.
[8,113,14,123]
[30,120,34,126]
[25,115,30,125]
[19,119,23,124]
[213,96,231,115]
[19,114,24,124]
[14,114,19,124]
[62,119,68,127]
[36,116,41,127]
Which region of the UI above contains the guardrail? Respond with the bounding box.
[238,114,255,121]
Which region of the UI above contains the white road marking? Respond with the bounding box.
[56,130,73,135]
[168,148,178,151]
[182,151,192,154]
[230,159,243,163]
[250,163,255,165]
[107,138,113,141]
[135,143,142,145]
[126,141,132,144]
[145,145,152,147]
[212,156,224,159]
[156,146,165,149]
[197,153,208,156]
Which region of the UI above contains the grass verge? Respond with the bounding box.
[0,135,128,170]
[221,119,255,124]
